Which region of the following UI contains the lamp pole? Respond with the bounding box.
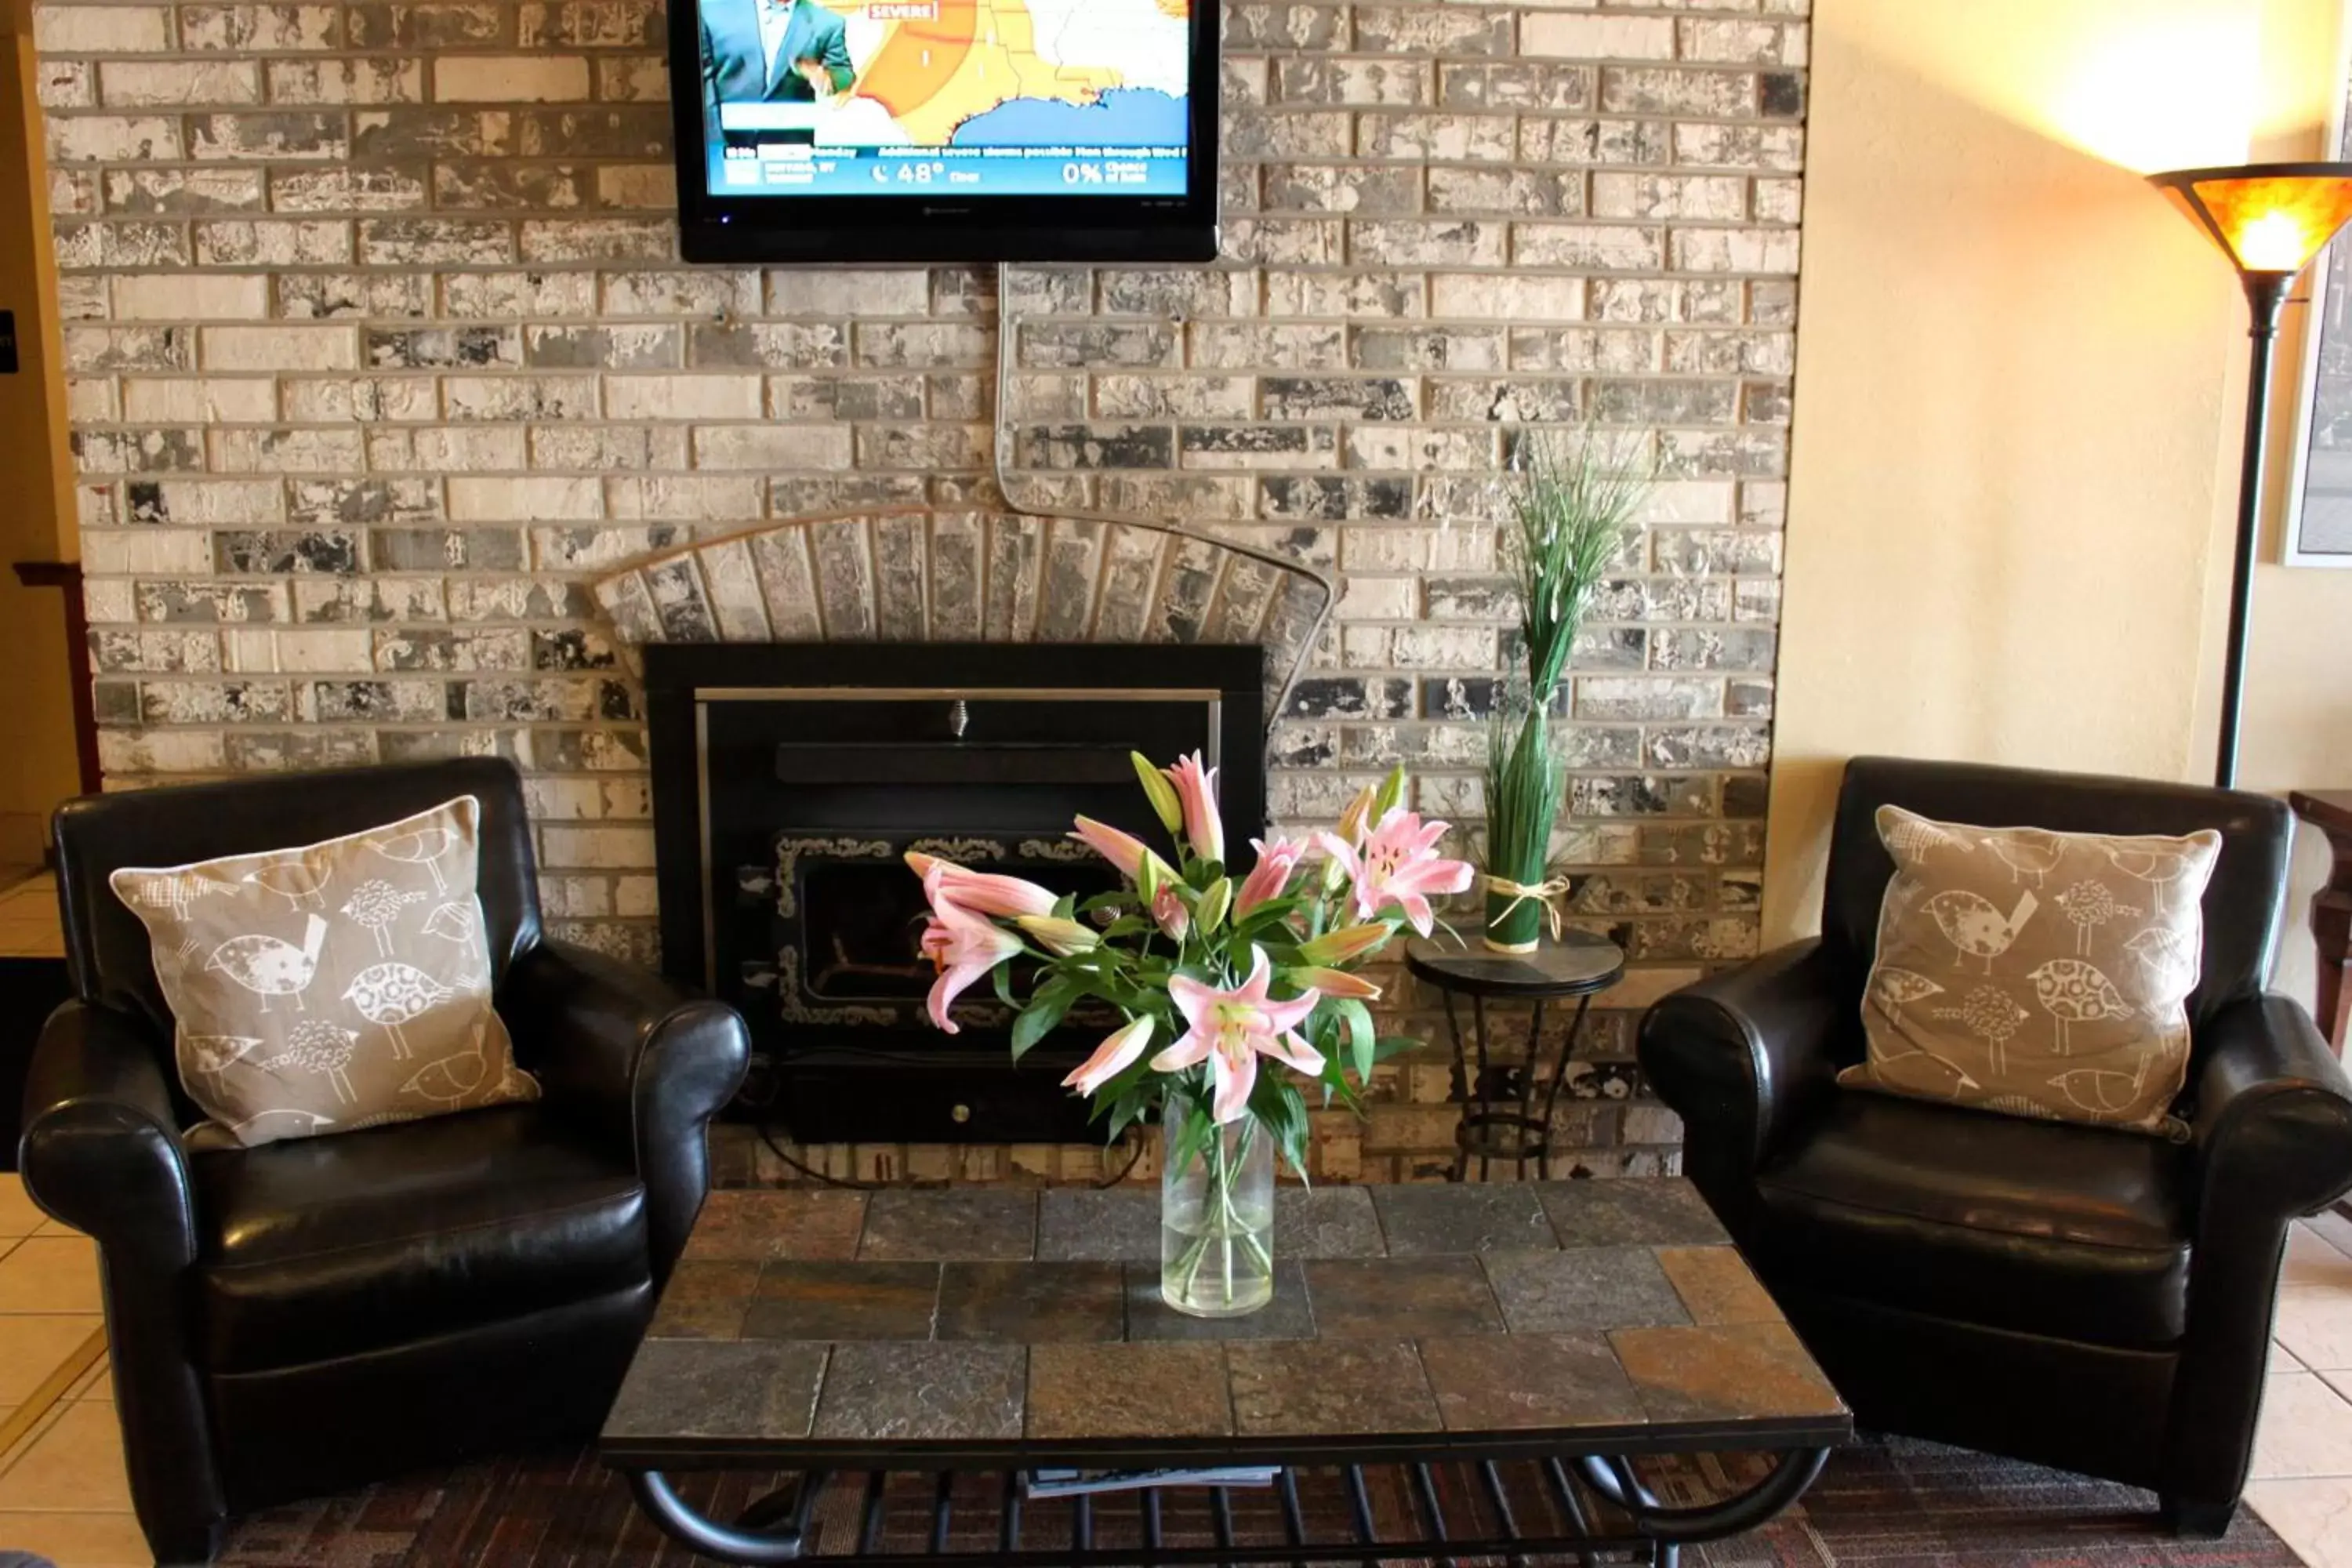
[2214,270,2292,790]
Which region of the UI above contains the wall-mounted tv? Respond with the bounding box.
[669,0,1221,264]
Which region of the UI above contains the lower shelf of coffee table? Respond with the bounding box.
[619,1450,1832,1568]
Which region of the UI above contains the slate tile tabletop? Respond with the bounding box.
[604,1180,1849,1469]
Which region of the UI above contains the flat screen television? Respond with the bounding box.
[668,0,1221,264]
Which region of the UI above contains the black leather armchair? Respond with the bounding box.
[17,758,750,1566]
[1641,757,2352,1536]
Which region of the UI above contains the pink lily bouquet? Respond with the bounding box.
[909,754,1473,1317]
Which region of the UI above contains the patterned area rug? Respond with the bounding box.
[215,1436,2305,1567]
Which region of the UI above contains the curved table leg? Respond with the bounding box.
[629,1468,829,1566]
[1575,1449,1831,1566]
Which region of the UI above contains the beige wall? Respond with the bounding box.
[1766,0,2347,1011]
[0,0,79,861]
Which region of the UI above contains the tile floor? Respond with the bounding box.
[0,872,64,960]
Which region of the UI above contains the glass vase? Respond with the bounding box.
[1160,1113,1276,1317]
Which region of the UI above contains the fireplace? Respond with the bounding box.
[644,642,1268,1145]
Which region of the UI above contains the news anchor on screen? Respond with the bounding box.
[700,0,855,125]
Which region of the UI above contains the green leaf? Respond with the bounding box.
[1010,978,1078,1059]
[1334,997,1376,1086]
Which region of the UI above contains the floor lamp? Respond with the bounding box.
[2148,163,2352,789]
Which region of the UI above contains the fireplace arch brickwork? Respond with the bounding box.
[589,509,1333,717]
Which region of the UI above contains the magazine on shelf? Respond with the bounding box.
[1022,1467,1283,1500]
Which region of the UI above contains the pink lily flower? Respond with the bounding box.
[917,904,1022,1036]
[1234,837,1308,918]
[1062,1015,1156,1097]
[1070,815,1178,888]
[1152,883,1191,942]
[1153,946,1325,1124]
[906,852,1058,920]
[1163,751,1225,866]
[1316,808,1475,938]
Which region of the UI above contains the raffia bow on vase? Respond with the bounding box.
[1479,871,1572,955]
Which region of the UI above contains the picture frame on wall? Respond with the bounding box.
[2283,13,2352,567]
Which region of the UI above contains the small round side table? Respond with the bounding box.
[1404,931,1627,1183]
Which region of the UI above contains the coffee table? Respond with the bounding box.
[601,1180,1849,1566]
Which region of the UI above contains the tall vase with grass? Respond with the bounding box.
[1483,431,1650,953]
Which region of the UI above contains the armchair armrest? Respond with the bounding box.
[21,1000,227,1560]
[2164,994,2352,1512]
[20,1000,198,1272]
[2189,994,2352,1233]
[1637,938,1848,1177]
[501,940,750,1277]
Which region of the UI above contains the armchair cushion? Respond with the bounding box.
[110,794,538,1149]
[1845,804,2219,1135]
[1754,1091,2193,1348]
[191,1104,649,1374]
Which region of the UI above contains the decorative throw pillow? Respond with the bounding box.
[110,796,538,1149]
[1841,804,2221,1135]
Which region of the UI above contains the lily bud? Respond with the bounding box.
[1289,965,1383,1000]
[1015,915,1100,957]
[1195,876,1232,935]
[1298,921,1395,966]
[1373,763,1407,821]
[1131,751,1185,834]
[1336,782,1378,846]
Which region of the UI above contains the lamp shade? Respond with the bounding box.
[2149,161,2352,277]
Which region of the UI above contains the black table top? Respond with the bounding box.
[601,1181,1848,1473]
[1403,932,1626,1000]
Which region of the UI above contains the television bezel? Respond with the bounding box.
[666,0,1223,264]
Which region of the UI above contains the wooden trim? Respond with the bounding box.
[0,0,32,42]
[0,1325,106,1459]
[11,559,99,795]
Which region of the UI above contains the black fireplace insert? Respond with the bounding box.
[644,642,1267,1145]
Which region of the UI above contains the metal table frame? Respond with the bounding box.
[1405,934,1628,1182]
[624,1446,1833,1567]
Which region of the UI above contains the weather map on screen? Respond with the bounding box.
[695,0,1194,200]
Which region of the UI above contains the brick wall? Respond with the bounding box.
[33,0,1807,1183]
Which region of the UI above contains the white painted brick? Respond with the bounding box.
[448,476,604,521]
[433,56,593,103]
[767,269,934,316]
[1522,13,1675,59]
[79,529,215,575]
[35,5,174,53]
[108,273,267,322]
[1336,575,1419,619]
[122,377,278,424]
[47,115,182,163]
[1642,481,1737,525]
[1431,273,1585,321]
[691,424,856,470]
[540,825,657,869]
[99,731,227,775]
[604,375,765,421]
[200,325,360,372]
[66,378,117,421]
[99,59,261,106]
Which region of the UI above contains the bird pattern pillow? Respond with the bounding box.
[110,795,538,1150]
[1842,804,2221,1136]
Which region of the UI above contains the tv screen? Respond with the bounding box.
[669,0,1221,264]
